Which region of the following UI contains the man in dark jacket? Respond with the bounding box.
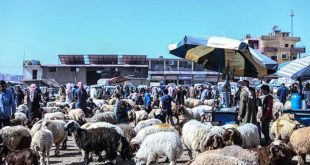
[26,84,41,122]
[277,83,288,105]
[74,82,88,114]
[261,85,273,146]
[0,80,16,128]
[160,89,174,125]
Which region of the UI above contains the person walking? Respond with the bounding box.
[14,85,24,107]
[74,82,88,114]
[160,89,174,125]
[114,94,129,124]
[176,85,186,105]
[237,81,257,124]
[0,80,16,129]
[260,85,273,146]
[144,89,152,113]
[26,84,42,122]
[65,84,74,103]
[277,83,289,105]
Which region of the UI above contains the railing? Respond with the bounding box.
[262,47,278,52]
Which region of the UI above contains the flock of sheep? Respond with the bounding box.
[0,96,309,165]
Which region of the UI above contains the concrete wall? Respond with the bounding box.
[41,67,87,85]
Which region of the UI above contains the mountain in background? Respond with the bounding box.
[0,72,22,83]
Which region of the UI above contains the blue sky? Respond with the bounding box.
[0,0,309,74]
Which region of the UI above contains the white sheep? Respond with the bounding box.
[16,104,28,114]
[289,127,310,165]
[128,110,148,125]
[67,108,86,124]
[43,112,65,120]
[134,132,183,165]
[179,105,212,122]
[31,126,53,165]
[193,145,259,165]
[14,112,28,125]
[98,104,114,112]
[284,101,291,110]
[191,153,247,165]
[147,108,162,119]
[270,118,299,143]
[31,120,68,156]
[131,123,177,145]
[237,123,260,148]
[91,112,117,124]
[273,101,283,119]
[134,119,163,133]
[80,122,124,136]
[182,120,213,159]
[42,107,62,114]
[184,98,203,108]
[203,99,216,106]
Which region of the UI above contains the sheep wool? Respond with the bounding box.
[131,123,177,145]
[135,132,183,165]
[31,128,53,165]
[91,112,117,124]
[191,153,247,165]
[0,125,32,151]
[80,122,124,136]
[289,127,310,165]
[134,119,162,133]
[43,112,65,120]
[237,123,260,148]
[270,118,299,143]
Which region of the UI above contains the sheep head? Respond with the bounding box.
[64,120,80,132]
[223,128,242,146]
[0,144,8,158]
[269,140,294,162]
[206,134,224,150]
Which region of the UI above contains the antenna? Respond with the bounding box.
[289,10,294,36]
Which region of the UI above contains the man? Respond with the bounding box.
[237,81,257,124]
[260,84,273,146]
[14,85,24,107]
[74,82,88,114]
[160,89,174,125]
[189,85,196,99]
[277,83,288,105]
[0,80,16,128]
[144,89,152,113]
[176,85,186,105]
[26,84,41,122]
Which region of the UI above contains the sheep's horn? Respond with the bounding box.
[269,146,275,159]
[279,149,285,157]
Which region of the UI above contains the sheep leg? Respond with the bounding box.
[55,144,60,157]
[83,150,90,165]
[297,153,306,165]
[46,150,50,165]
[61,138,67,150]
[146,154,156,165]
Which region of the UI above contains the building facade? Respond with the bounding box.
[22,55,219,87]
[258,28,305,63]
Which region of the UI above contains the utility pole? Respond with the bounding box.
[289,10,294,36]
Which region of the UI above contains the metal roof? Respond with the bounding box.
[88,55,118,64]
[59,55,85,64]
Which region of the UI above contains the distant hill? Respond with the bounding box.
[0,72,22,83]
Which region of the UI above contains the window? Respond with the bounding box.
[293,57,297,60]
[285,44,289,47]
[49,67,57,72]
[291,45,294,48]
[282,54,288,59]
[32,70,37,80]
[134,68,141,72]
[70,67,79,72]
[271,56,277,61]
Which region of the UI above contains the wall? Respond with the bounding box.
[42,67,87,85]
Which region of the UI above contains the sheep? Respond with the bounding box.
[91,112,117,124]
[67,108,87,125]
[122,99,135,107]
[30,120,68,156]
[41,107,62,114]
[14,112,28,125]
[80,122,124,136]
[184,98,203,108]
[131,123,177,145]
[190,153,247,165]
[182,120,213,159]
[134,132,183,165]
[64,120,131,164]
[203,99,217,106]
[43,112,65,120]
[98,104,114,112]
[178,105,212,122]
[147,108,162,119]
[288,126,310,165]
[270,118,300,143]
[273,101,284,119]
[222,128,243,146]
[118,124,136,143]
[284,101,291,110]
[128,110,148,125]
[31,126,53,165]
[249,140,294,165]
[192,145,259,165]
[134,118,163,133]
[0,144,39,165]
[237,123,260,148]
[0,125,32,150]
[16,104,28,114]
[108,98,117,105]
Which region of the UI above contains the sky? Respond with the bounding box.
[0,0,309,75]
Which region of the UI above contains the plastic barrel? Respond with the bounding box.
[291,93,301,110]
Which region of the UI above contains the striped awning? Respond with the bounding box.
[277,56,310,81]
[169,36,278,78]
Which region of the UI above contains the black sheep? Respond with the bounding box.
[0,144,39,165]
[222,128,243,146]
[64,120,130,164]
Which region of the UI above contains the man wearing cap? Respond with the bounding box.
[237,80,257,124]
[0,80,16,128]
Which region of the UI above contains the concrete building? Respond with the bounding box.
[258,27,305,63]
[22,55,220,87]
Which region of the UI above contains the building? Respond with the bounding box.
[258,27,305,63]
[23,55,149,87]
[22,55,220,87]
[148,56,219,85]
